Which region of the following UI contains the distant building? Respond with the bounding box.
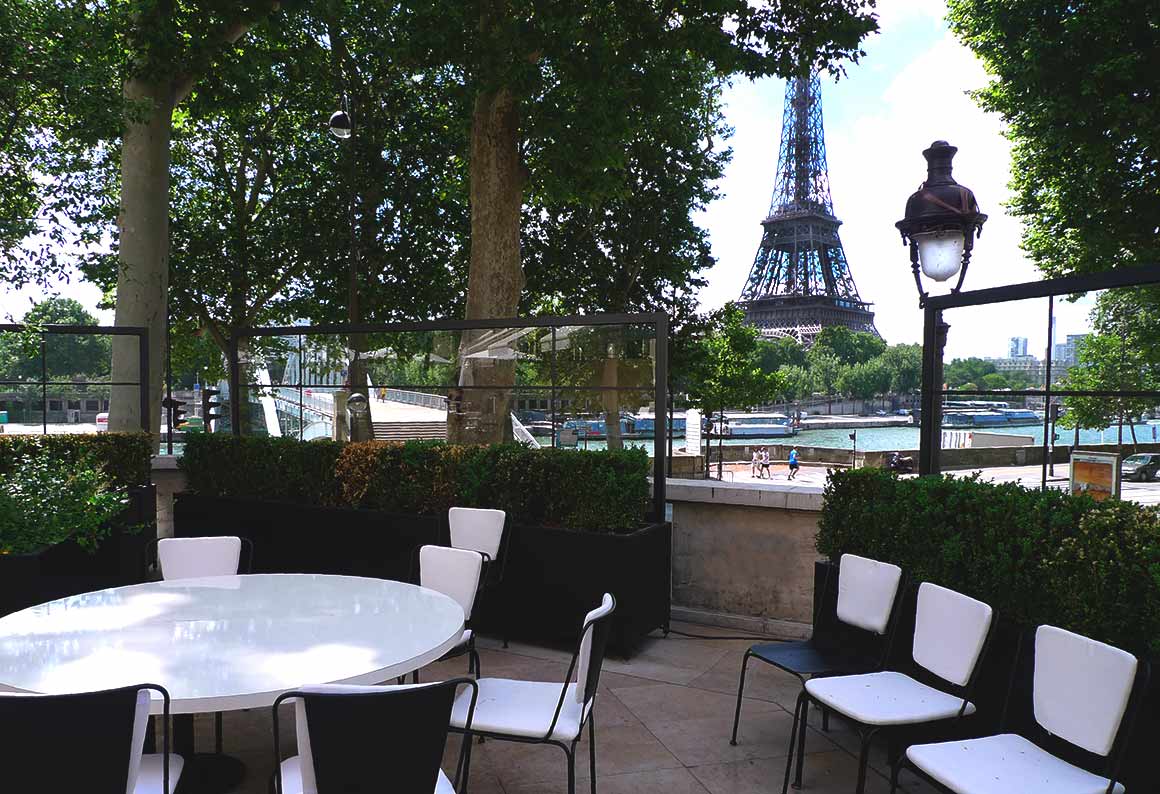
[1007,337,1028,358]
[1055,334,1089,367]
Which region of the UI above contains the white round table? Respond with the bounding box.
[0,573,465,714]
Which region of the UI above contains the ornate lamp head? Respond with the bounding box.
[896,141,987,304]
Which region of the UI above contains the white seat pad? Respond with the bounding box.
[279,756,456,793]
[907,734,1124,794]
[134,753,185,794]
[450,678,587,742]
[805,671,975,726]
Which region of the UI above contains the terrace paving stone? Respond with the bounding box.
[201,621,923,794]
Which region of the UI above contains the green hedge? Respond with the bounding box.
[0,432,152,490]
[818,468,1160,656]
[180,434,651,533]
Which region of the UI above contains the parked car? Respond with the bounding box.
[1121,453,1160,482]
[95,412,108,432]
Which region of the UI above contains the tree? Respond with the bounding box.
[391,1,876,442]
[878,343,922,395]
[945,357,997,389]
[809,352,844,411]
[0,298,111,381]
[685,304,781,416]
[810,326,885,367]
[757,336,808,373]
[776,365,813,402]
[837,359,891,406]
[947,0,1160,276]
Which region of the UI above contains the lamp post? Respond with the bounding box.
[897,141,987,474]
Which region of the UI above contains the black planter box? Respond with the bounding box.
[173,493,671,655]
[173,493,439,583]
[0,485,155,617]
[474,521,672,655]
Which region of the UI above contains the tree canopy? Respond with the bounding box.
[947,0,1160,276]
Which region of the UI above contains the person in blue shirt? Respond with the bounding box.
[787,447,800,480]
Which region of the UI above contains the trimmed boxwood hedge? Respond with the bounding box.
[818,467,1160,656]
[180,434,650,533]
[0,432,152,490]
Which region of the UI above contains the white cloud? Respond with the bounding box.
[696,6,1093,360]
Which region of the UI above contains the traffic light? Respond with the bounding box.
[162,396,188,430]
[202,388,221,431]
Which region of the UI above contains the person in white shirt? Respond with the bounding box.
[751,449,760,478]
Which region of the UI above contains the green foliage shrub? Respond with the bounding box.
[0,432,151,490]
[0,453,129,555]
[182,435,651,533]
[818,467,1160,655]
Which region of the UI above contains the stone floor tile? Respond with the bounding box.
[686,649,808,711]
[611,682,781,730]
[503,765,710,794]
[689,751,895,794]
[647,710,839,767]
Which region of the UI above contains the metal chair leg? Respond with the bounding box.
[566,744,576,794]
[821,705,830,732]
[781,693,805,794]
[730,651,752,745]
[890,755,902,793]
[412,669,420,684]
[794,697,808,788]
[589,714,597,794]
[215,711,224,754]
[855,732,872,794]
[470,647,481,679]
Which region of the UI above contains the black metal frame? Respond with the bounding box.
[228,313,669,522]
[918,266,1160,477]
[0,323,150,434]
[448,595,617,794]
[272,677,480,794]
[729,561,907,747]
[890,629,1151,794]
[781,583,998,794]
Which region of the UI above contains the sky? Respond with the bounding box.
[696,0,1093,360]
[1,0,1092,361]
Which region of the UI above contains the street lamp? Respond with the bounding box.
[328,109,353,139]
[896,141,987,304]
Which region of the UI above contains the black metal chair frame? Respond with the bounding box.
[731,562,908,746]
[450,595,616,794]
[781,584,997,794]
[890,629,1152,794]
[272,677,479,794]
[443,510,512,647]
[144,536,253,755]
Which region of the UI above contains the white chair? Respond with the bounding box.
[448,507,508,646]
[0,684,183,793]
[156,536,250,579]
[156,535,252,754]
[445,593,616,794]
[895,624,1146,794]
[273,679,478,794]
[416,544,484,681]
[732,554,904,745]
[782,582,995,794]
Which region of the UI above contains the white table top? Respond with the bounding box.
[0,574,465,714]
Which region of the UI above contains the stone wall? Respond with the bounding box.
[668,479,823,639]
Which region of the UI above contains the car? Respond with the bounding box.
[1121,453,1160,482]
[95,412,108,432]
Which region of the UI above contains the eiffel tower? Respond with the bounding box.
[739,73,878,346]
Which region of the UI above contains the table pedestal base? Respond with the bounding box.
[179,753,248,794]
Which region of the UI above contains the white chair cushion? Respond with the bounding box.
[134,753,185,794]
[279,756,455,794]
[907,733,1124,794]
[1034,625,1137,757]
[449,507,505,560]
[575,593,615,704]
[158,536,242,579]
[913,582,993,687]
[450,678,588,742]
[805,671,975,726]
[836,554,902,634]
[421,545,483,620]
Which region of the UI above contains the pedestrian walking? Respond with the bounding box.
[751,448,760,478]
[787,447,800,480]
[759,447,772,478]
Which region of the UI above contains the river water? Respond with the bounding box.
[565,422,1160,453]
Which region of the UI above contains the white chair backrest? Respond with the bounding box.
[420,545,483,620]
[448,507,505,559]
[912,582,993,687]
[158,536,242,580]
[574,593,615,704]
[1033,625,1138,757]
[836,554,902,634]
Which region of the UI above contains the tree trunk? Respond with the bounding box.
[602,353,623,451]
[448,85,525,445]
[109,78,173,437]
